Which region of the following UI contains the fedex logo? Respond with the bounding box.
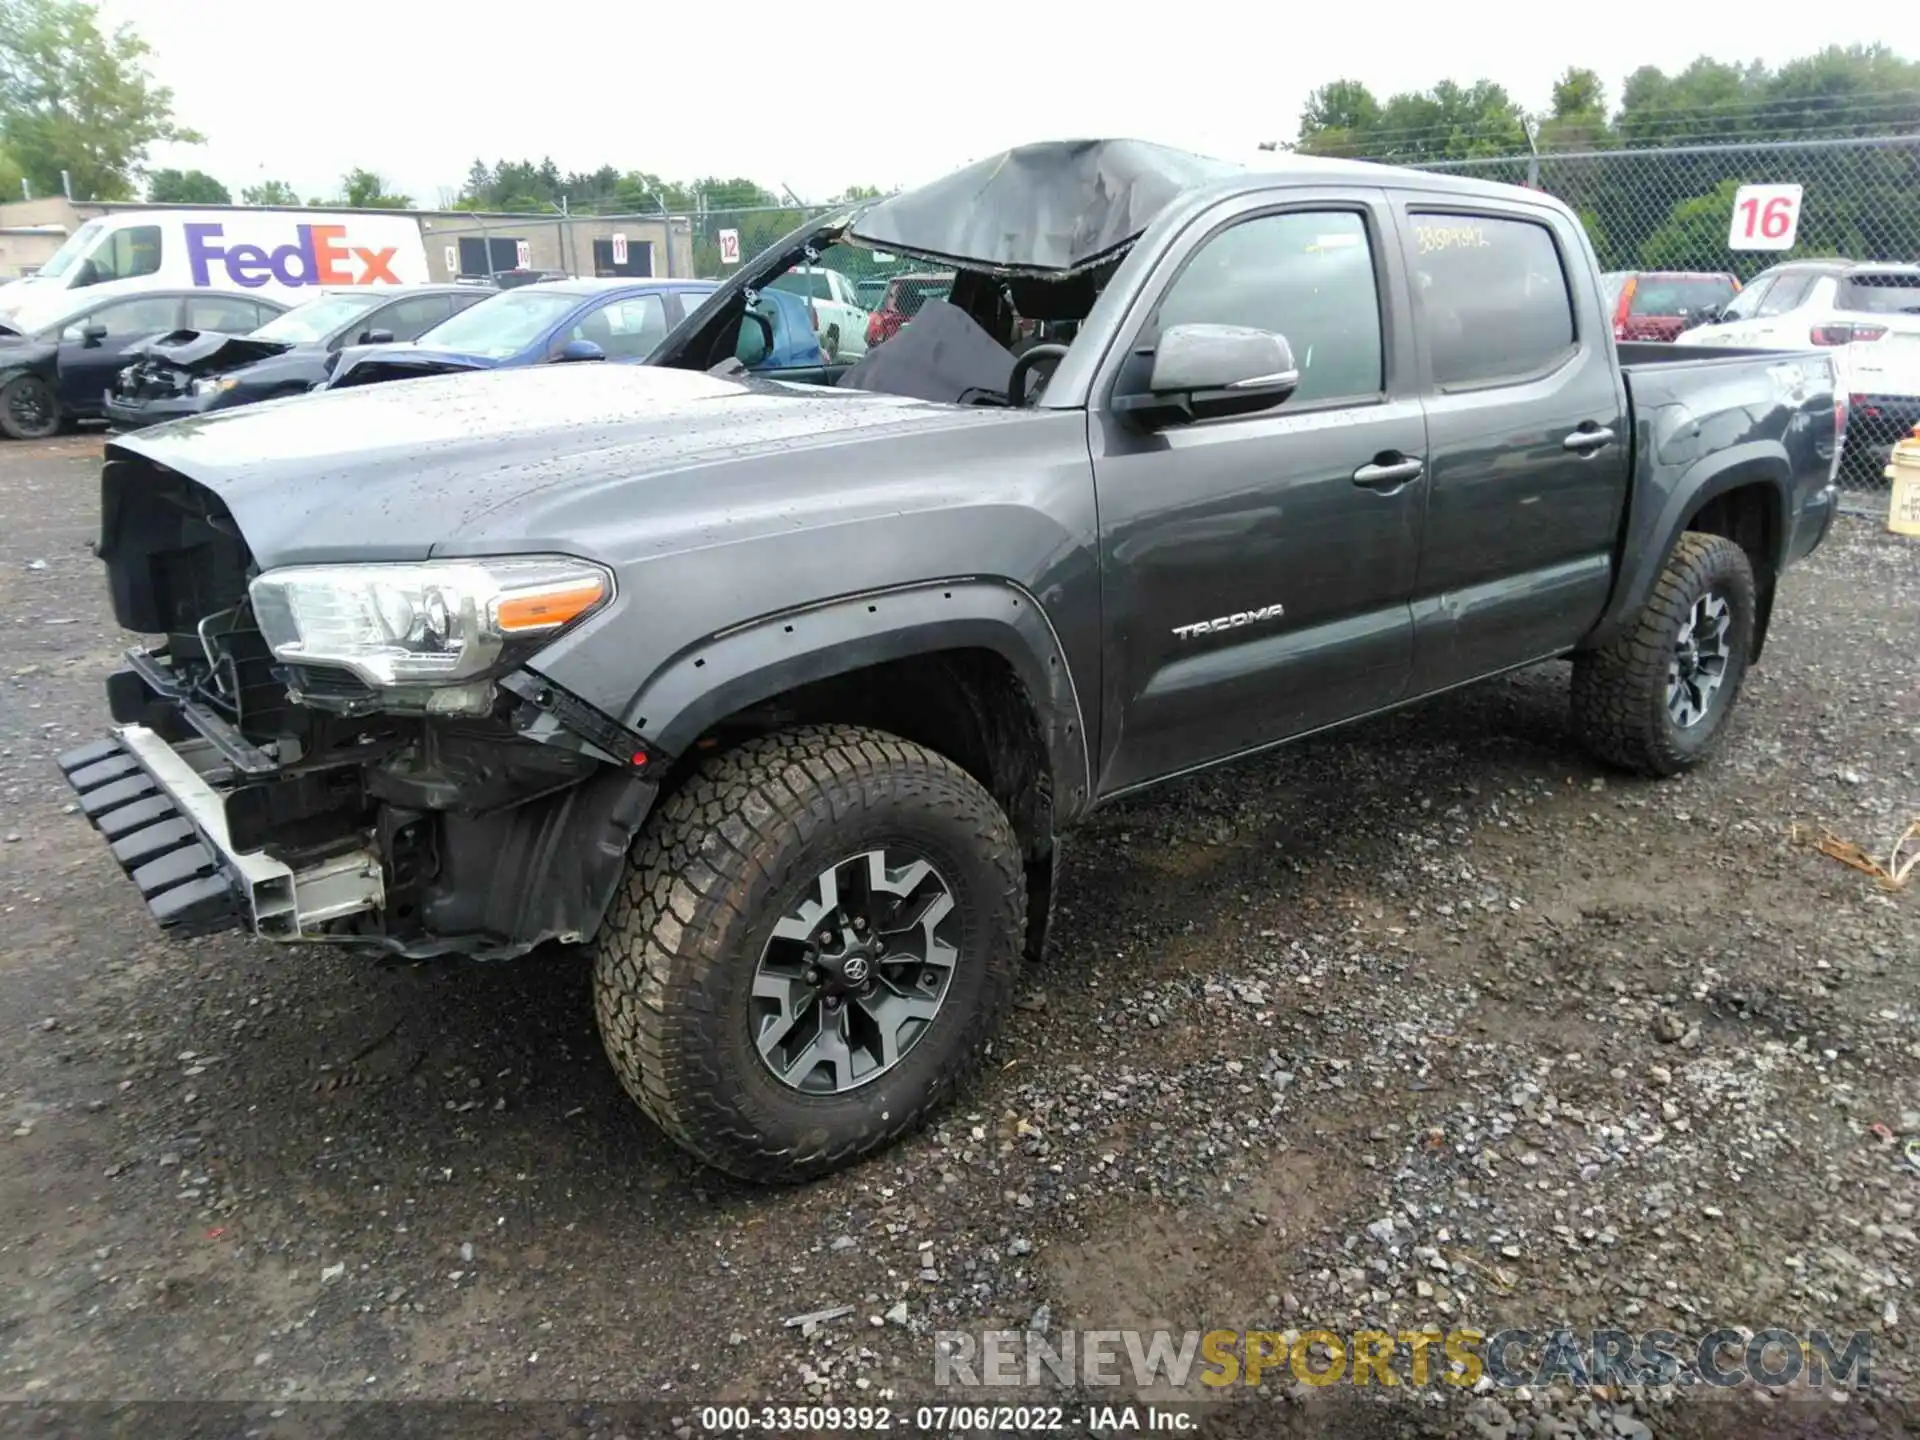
[185,223,401,289]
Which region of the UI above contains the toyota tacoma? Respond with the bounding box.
[60,140,1844,1182]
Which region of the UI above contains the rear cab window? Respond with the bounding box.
[1409,211,1576,387]
[1839,271,1920,316]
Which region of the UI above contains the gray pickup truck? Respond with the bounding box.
[61,140,1843,1182]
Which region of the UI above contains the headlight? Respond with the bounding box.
[249,556,614,688]
[189,375,239,398]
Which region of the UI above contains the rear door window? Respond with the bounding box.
[1410,211,1576,387]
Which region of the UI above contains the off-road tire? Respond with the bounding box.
[0,374,59,441]
[594,724,1026,1183]
[1571,531,1757,778]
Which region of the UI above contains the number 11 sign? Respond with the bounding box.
[1729,183,1804,252]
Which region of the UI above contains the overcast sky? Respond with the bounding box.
[98,1,1904,208]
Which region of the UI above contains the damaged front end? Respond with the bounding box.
[115,331,293,404]
[61,450,659,959]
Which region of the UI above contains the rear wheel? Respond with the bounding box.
[0,374,59,441]
[1571,531,1757,777]
[594,724,1025,1183]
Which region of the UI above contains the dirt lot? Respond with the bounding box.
[0,433,1915,1437]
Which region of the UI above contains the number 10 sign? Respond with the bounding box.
[1729,183,1803,251]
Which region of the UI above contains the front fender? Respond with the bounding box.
[1583,439,1790,652]
[608,577,1093,821]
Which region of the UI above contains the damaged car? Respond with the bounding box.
[0,288,290,440]
[62,139,1844,1184]
[102,285,495,431]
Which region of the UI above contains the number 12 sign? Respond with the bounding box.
[1729,183,1803,252]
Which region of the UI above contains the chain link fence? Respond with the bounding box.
[1399,135,1920,500]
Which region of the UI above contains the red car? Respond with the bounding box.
[1603,270,1742,342]
[863,271,953,348]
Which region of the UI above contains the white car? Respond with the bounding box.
[1686,259,1920,479]
[766,266,870,361]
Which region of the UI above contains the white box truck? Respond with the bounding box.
[0,209,429,329]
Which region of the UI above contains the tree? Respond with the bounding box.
[339,168,411,209]
[833,183,886,203]
[1296,77,1526,162]
[1288,47,1920,276]
[1536,67,1615,153]
[0,136,21,200]
[0,0,201,201]
[1296,79,1382,157]
[147,167,229,204]
[692,176,777,210]
[241,178,298,205]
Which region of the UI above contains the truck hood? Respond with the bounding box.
[108,361,1012,568]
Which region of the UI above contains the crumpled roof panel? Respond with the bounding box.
[848,139,1243,276]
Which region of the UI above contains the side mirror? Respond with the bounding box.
[1116,323,1299,427]
[553,338,605,363]
[359,328,395,346]
[735,310,775,368]
[80,321,109,347]
[74,259,101,288]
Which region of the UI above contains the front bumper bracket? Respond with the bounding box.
[58,726,384,941]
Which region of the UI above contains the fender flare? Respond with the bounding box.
[623,577,1093,820]
[1583,441,1791,652]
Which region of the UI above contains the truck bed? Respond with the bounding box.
[1594,339,1841,656]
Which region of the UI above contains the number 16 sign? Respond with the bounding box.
[1729,183,1803,252]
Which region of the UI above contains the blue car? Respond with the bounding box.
[324,277,822,390]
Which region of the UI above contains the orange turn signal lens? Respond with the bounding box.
[492,577,609,633]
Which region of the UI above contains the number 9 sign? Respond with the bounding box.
[1729,183,1804,252]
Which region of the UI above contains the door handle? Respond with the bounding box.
[1563,425,1616,453]
[1352,456,1425,490]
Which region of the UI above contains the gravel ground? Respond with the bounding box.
[1,433,1916,1438]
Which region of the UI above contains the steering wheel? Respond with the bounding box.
[1007,343,1070,407]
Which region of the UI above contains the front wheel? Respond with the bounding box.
[0,374,60,441]
[594,725,1026,1183]
[1571,531,1757,777]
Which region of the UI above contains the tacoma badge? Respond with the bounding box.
[1172,603,1286,640]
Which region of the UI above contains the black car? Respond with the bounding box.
[0,289,288,440]
[103,284,494,430]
